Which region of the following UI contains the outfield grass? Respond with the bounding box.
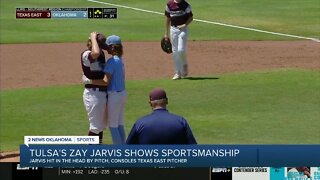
[1,69,319,151]
[0,0,319,43]
[0,0,319,152]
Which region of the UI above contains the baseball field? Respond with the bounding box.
[0,0,319,161]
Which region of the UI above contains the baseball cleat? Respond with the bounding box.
[172,73,181,80]
[181,64,188,77]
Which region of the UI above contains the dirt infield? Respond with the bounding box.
[1,41,319,90]
[0,151,20,162]
[0,41,319,162]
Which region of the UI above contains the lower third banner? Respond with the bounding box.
[20,145,320,167]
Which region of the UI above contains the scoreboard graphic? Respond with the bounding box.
[16,8,117,19]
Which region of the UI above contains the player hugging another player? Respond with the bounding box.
[82,35,127,144]
[81,32,109,144]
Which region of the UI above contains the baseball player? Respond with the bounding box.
[81,32,109,144]
[126,88,197,144]
[83,35,127,144]
[164,0,193,80]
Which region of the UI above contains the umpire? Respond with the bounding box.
[126,88,197,144]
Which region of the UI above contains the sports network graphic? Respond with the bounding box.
[5,164,320,180]
[15,8,117,19]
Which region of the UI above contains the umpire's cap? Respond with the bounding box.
[149,88,167,102]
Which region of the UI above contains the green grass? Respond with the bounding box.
[190,0,320,38]
[1,69,319,151]
[0,0,319,43]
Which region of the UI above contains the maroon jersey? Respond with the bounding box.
[165,0,193,26]
[81,49,106,88]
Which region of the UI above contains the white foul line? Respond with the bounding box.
[88,0,320,42]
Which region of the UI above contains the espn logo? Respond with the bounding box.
[16,164,38,170]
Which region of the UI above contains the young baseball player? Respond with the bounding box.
[82,35,127,144]
[81,32,109,144]
[164,0,193,80]
[104,35,127,144]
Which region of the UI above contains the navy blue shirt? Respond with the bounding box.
[126,108,197,144]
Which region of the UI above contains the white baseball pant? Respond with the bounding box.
[83,88,108,134]
[107,90,128,128]
[170,26,188,75]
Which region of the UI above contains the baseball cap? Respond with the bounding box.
[149,88,167,101]
[106,35,121,45]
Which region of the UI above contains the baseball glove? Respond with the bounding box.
[161,37,172,54]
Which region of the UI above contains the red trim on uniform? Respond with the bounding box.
[165,0,193,26]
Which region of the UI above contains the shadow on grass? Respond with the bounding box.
[183,77,220,80]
